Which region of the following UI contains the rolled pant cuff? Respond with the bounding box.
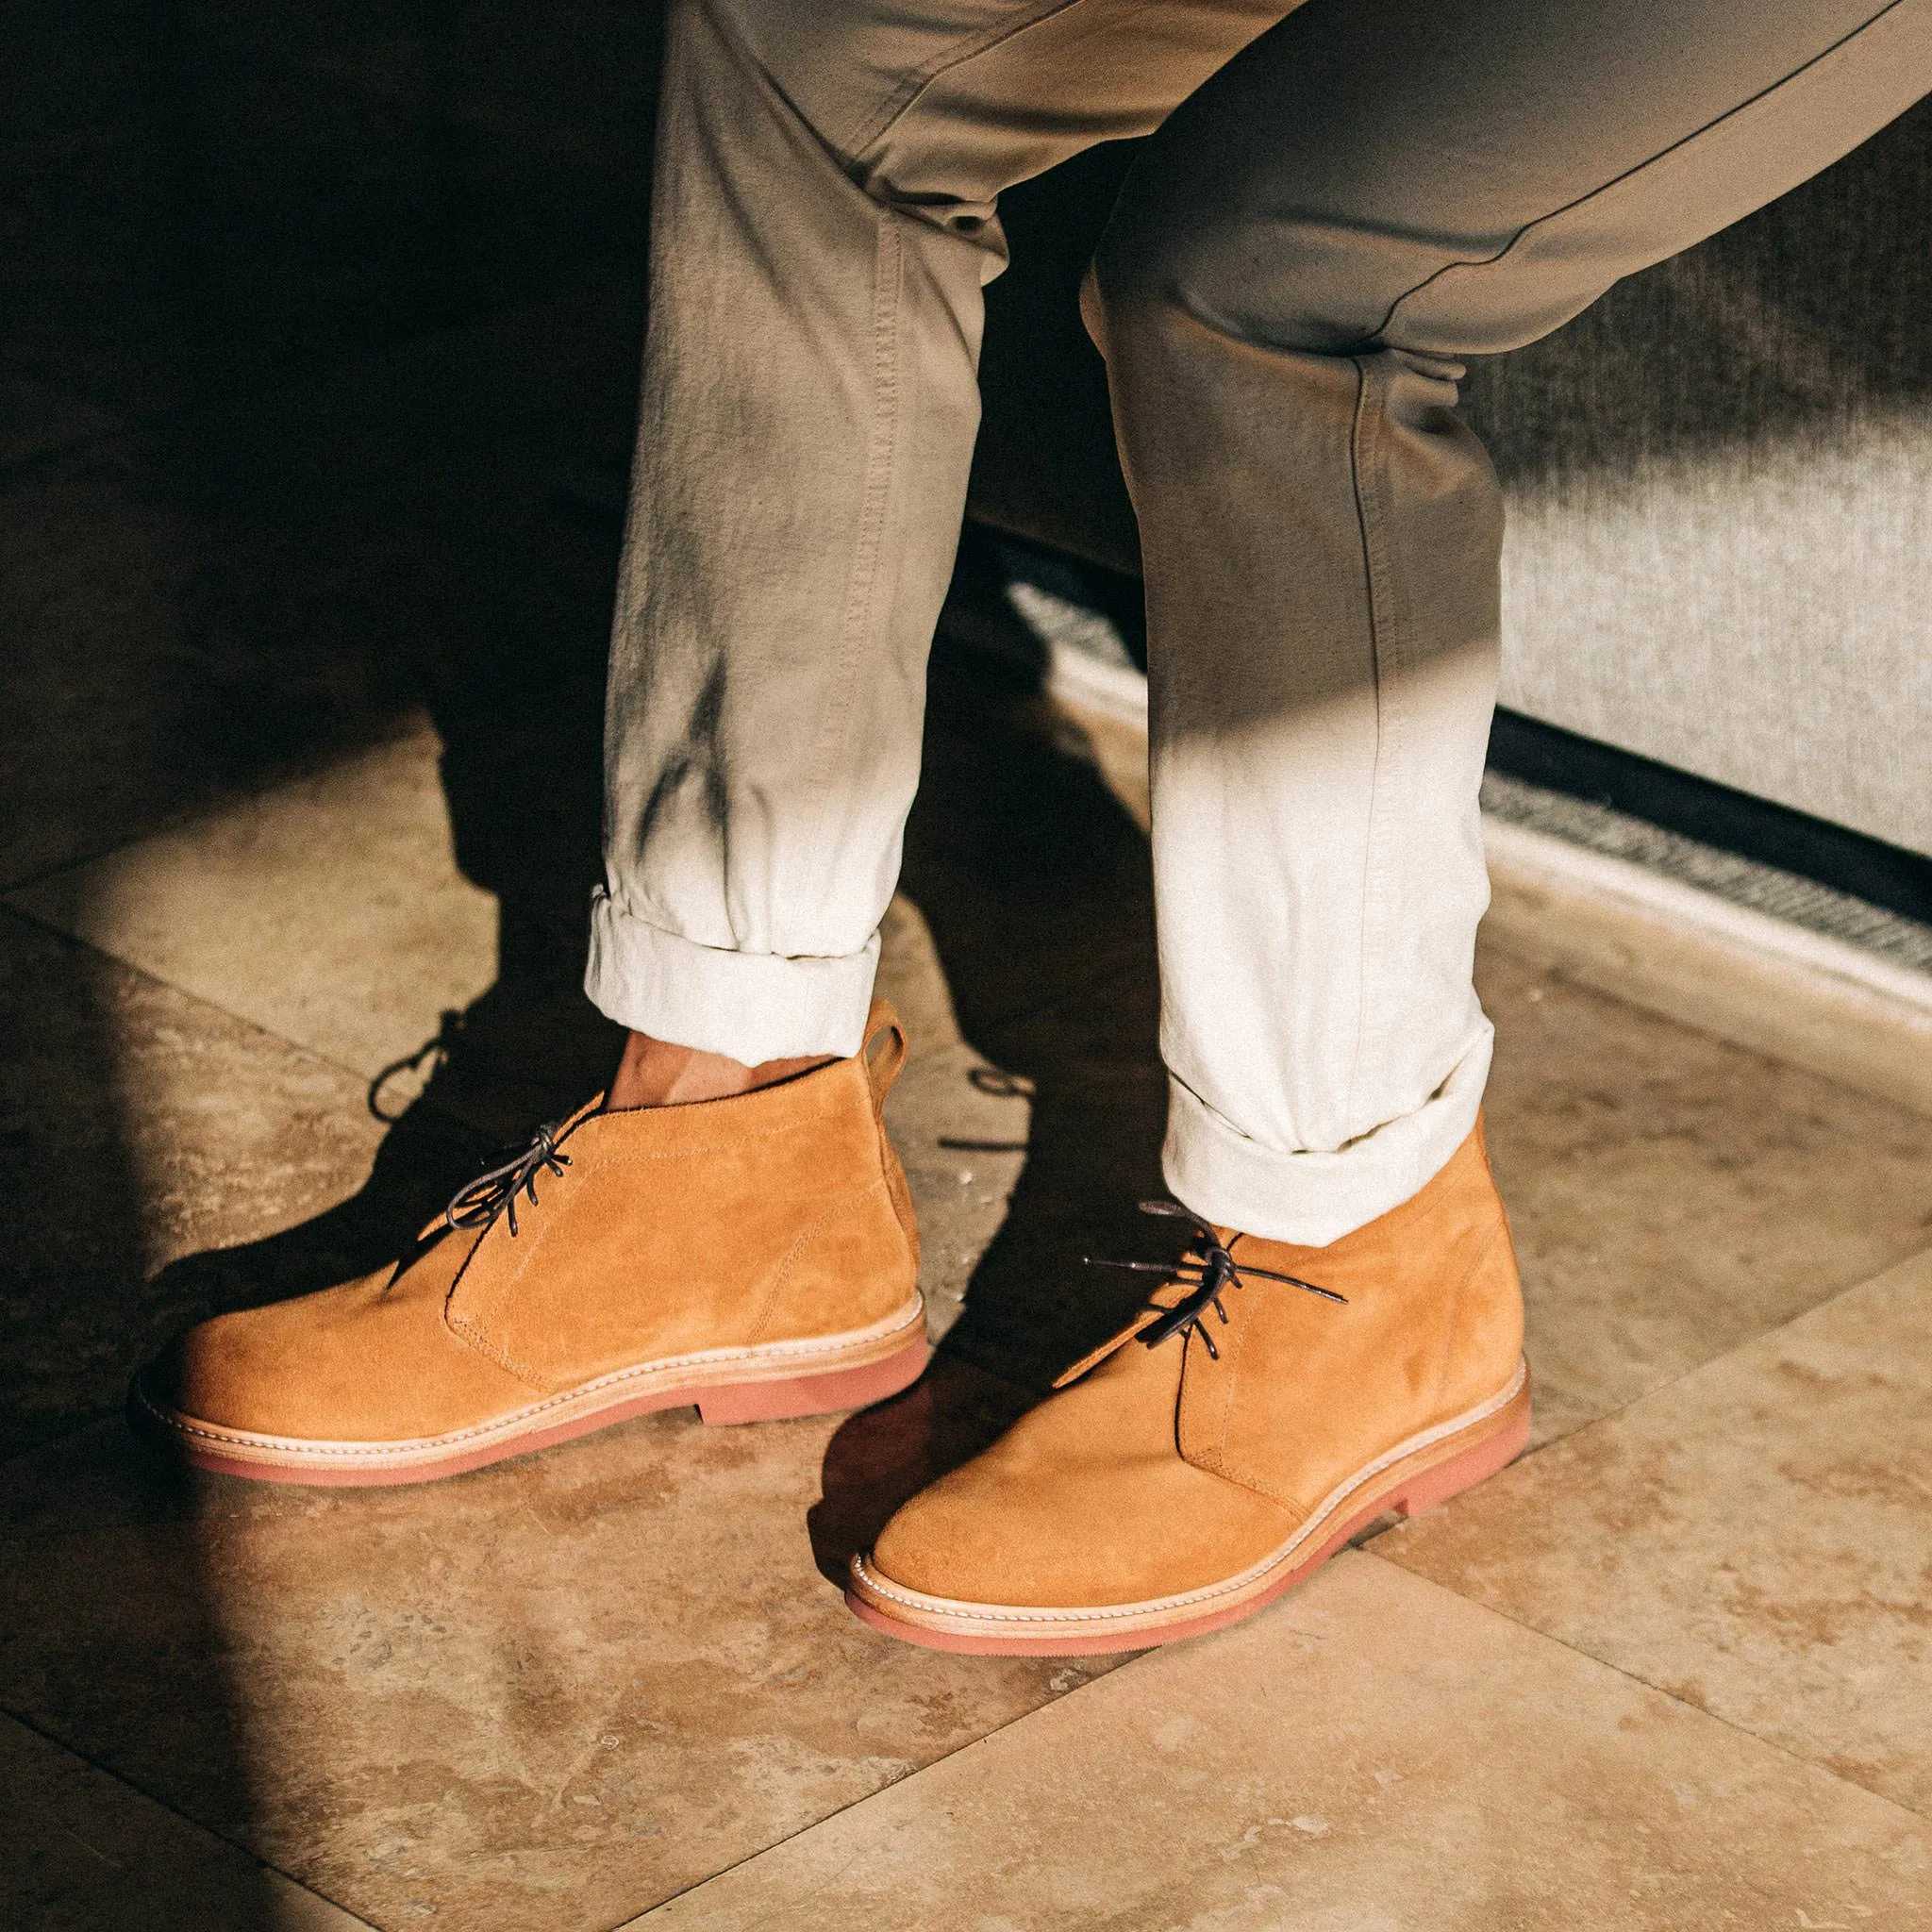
[583,888,881,1062]
[1160,1029,1494,1247]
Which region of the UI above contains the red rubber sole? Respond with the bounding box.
[847,1386,1530,1656]
[133,1333,930,1489]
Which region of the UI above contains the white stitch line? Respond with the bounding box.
[854,1359,1526,1628]
[139,1300,925,1462]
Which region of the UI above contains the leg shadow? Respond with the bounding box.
[808,578,1191,1576]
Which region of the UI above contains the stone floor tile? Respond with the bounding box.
[1478,946,1932,1445]
[11,723,500,1082]
[0,1406,1119,1932]
[0,908,388,1457]
[1380,1247,1932,1817]
[630,1553,1931,1931]
[0,1711,371,1932]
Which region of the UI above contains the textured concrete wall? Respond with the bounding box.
[974,100,1932,858]
[1468,98,1932,858]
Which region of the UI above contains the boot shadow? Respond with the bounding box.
[806,1354,1037,1587]
[808,585,1192,1566]
[140,678,628,1331]
[903,617,1180,1391]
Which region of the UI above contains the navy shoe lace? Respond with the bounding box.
[1086,1200,1345,1359]
[442,1120,572,1239]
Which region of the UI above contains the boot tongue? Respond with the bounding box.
[1050,1264,1211,1389]
[1051,1307,1166,1390]
[1053,1224,1341,1390]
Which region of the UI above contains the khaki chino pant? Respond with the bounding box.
[587,0,1932,1243]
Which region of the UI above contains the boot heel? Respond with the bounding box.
[1390,1400,1531,1517]
[697,1336,929,1426]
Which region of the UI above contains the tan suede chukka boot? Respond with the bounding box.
[134,1004,926,1485]
[848,1122,1526,1654]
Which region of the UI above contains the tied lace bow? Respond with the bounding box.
[443,1120,572,1239]
[1087,1200,1345,1358]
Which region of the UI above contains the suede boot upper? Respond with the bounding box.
[862,1123,1524,1617]
[139,1006,923,1462]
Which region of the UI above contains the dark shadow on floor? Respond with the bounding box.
[0,922,273,1924]
[3,5,658,1917]
[900,629,1181,1391]
[805,604,1197,1582]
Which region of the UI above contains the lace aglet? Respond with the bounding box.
[1238,1264,1347,1305]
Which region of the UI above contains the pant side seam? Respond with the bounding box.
[804,212,906,841]
[1372,0,1915,343]
[843,0,1103,164]
[1344,355,1391,1133]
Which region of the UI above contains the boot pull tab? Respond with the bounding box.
[861,1000,908,1108]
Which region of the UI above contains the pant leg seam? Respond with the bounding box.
[801,213,906,841]
[1343,354,1389,1133]
[843,0,1104,165]
[1371,0,1915,344]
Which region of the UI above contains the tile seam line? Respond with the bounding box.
[0,887,1028,1166]
[1543,1239,1929,1454]
[0,1705,381,1928]
[1362,1240,1932,1820]
[600,1651,1151,1930]
[0,709,434,899]
[0,896,504,1142]
[1336,1235,1932,1499]
[3,852,1103,1130]
[617,1536,1932,1929]
[1354,1548,1932,1826]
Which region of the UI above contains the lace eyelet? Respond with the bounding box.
[443,1121,574,1239]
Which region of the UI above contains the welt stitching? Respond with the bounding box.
[855,1362,1527,1626]
[139,1304,926,1458]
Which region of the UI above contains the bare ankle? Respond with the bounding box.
[606,1031,836,1110]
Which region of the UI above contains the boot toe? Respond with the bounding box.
[135,1292,362,1441]
[866,1447,1299,1612]
[132,1258,532,1446]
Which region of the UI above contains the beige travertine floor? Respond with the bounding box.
[5,650,1932,1928]
[636,1557,1930,1932]
[10,26,1931,1916]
